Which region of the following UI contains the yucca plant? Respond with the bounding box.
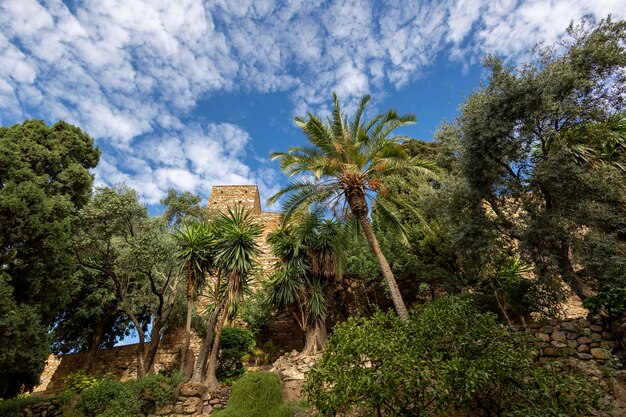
[267,211,344,354]
[172,222,213,373]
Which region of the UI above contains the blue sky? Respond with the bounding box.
[1,0,624,213]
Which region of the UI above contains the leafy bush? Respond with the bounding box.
[64,371,106,393]
[212,372,292,417]
[218,327,256,381]
[305,296,604,416]
[77,373,182,417]
[0,395,51,417]
[583,286,626,319]
[240,289,274,335]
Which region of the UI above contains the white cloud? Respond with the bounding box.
[1,0,624,204]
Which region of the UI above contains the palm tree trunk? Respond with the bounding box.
[302,317,327,356]
[346,188,409,320]
[181,271,193,375]
[204,308,228,388]
[191,305,221,382]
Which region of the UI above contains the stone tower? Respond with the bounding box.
[207,185,281,278]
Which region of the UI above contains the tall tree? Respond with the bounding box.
[172,222,213,375]
[161,189,205,226]
[270,94,435,319]
[0,120,99,397]
[203,208,262,388]
[75,186,182,377]
[267,212,344,355]
[454,18,626,301]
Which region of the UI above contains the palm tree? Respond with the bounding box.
[267,212,344,355]
[269,93,435,319]
[202,207,262,387]
[172,222,213,374]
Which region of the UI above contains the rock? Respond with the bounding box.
[182,397,202,414]
[601,341,617,349]
[601,331,614,341]
[578,353,593,360]
[590,333,602,342]
[590,325,603,333]
[590,348,610,360]
[539,325,554,334]
[551,341,567,348]
[202,405,213,414]
[528,322,542,329]
[543,347,559,357]
[179,382,206,397]
[579,319,591,328]
[536,333,550,342]
[578,344,590,353]
[209,398,221,405]
[156,404,173,415]
[577,336,592,344]
[566,340,579,349]
[551,331,567,342]
[566,332,577,340]
[561,322,577,332]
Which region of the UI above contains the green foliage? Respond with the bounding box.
[160,188,204,225]
[0,119,100,397]
[0,395,52,417]
[583,286,626,319]
[218,327,257,381]
[305,296,603,416]
[451,18,626,300]
[240,289,273,335]
[212,372,293,417]
[77,373,181,417]
[64,371,106,393]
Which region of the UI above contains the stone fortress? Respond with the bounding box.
[34,185,285,395]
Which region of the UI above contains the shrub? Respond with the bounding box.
[305,296,604,416]
[64,371,106,393]
[212,372,292,417]
[218,327,256,381]
[0,395,51,417]
[583,286,626,319]
[77,373,182,417]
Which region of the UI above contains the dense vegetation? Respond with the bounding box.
[0,15,624,417]
[212,372,293,417]
[305,297,604,416]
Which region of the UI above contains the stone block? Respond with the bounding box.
[578,344,590,353]
[182,397,203,414]
[180,382,207,398]
[561,322,577,332]
[591,348,610,360]
[539,325,554,334]
[601,341,617,349]
[566,340,579,349]
[577,336,592,344]
[551,331,566,342]
[590,325,603,333]
[578,353,593,360]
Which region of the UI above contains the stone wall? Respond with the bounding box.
[148,383,231,417]
[34,329,201,395]
[16,400,63,417]
[527,317,624,364]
